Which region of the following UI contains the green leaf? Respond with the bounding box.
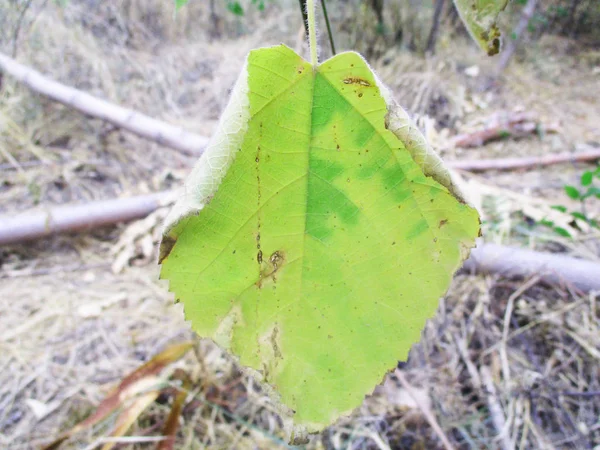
[552,226,572,238]
[564,185,580,200]
[174,0,189,10]
[571,211,588,222]
[581,171,593,186]
[584,186,600,199]
[453,0,509,55]
[159,45,480,432]
[227,1,244,16]
[551,205,567,213]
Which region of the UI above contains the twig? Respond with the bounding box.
[494,0,538,77]
[320,0,336,56]
[298,0,309,43]
[11,0,34,58]
[395,370,455,450]
[449,111,546,148]
[499,276,541,388]
[480,366,513,450]
[561,391,600,398]
[0,52,208,156]
[449,148,600,172]
[425,0,445,54]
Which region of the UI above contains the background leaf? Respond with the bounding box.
[453,0,510,55]
[581,171,593,186]
[564,185,580,199]
[174,0,189,11]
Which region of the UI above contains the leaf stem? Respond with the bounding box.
[297,0,309,41]
[320,0,336,56]
[306,0,318,66]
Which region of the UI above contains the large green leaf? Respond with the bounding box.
[160,45,479,432]
[454,0,509,55]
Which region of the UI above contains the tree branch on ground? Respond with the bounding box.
[0,191,175,246]
[0,52,208,156]
[449,147,600,172]
[1,192,599,292]
[450,111,554,148]
[464,242,600,293]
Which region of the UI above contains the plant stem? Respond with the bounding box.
[298,0,309,42]
[320,0,336,56]
[306,0,318,66]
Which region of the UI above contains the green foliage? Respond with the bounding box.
[226,1,244,16]
[174,0,269,15]
[174,0,189,10]
[160,45,479,430]
[251,0,266,12]
[540,166,600,237]
[565,166,600,202]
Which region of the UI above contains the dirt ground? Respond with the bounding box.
[1,1,599,449]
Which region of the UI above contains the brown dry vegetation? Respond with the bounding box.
[1,1,599,449]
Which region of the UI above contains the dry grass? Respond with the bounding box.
[1,1,599,449]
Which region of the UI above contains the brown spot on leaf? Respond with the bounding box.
[439,219,449,228]
[158,235,177,264]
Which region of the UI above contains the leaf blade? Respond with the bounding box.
[160,46,480,430]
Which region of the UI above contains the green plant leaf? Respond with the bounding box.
[453,0,509,55]
[571,211,588,222]
[159,45,480,432]
[227,1,244,16]
[552,226,572,238]
[584,186,600,199]
[174,0,189,10]
[564,185,580,200]
[581,171,593,186]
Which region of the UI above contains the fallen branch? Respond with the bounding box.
[464,243,600,293]
[1,192,599,292]
[0,191,176,246]
[0,52,208,156]
[450,111,553,148]
[449,148,600,172]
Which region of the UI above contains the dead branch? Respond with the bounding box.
[450,111,549,148]
[0,191,176,246]
[449,147,600,172]
[0,52,208,156]
[1,192,599,292]
[464,242,600,293]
